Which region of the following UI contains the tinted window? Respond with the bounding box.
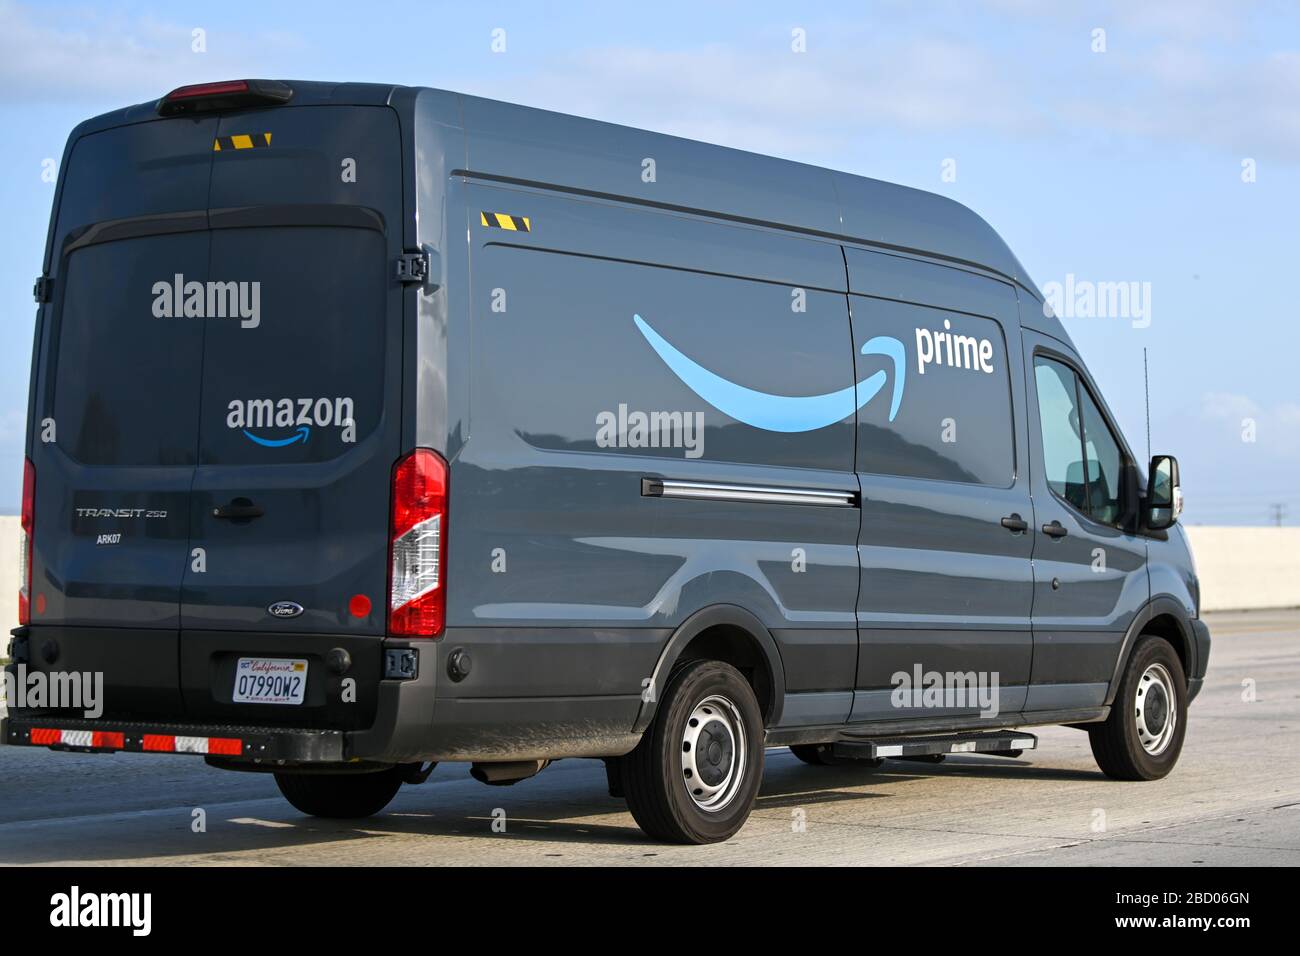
[1079,386,1123,524]
[52,235,207,466]
[1033,358,1086,510]
[474,245,856,473]
[1034,357,1126,525]
[195,228,388,465]
[855,299,1015,487]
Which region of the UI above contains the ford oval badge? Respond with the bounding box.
[268,601,304,619]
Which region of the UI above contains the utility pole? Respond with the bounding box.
[1269,503,1287,527]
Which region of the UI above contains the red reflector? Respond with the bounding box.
[165,79,249,100]
[208,737,242,756]
[349,593,372,618]
[93,731,125,749]
[31,727,59,745]
[142,734,176,752]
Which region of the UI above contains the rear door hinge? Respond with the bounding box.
[33,276,53,304]
[395,249,431,285]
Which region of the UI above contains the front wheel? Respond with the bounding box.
[1089,635,1188,780]
[620,660,765,844]
[275,767,404,819]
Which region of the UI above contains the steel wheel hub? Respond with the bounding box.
[681,695,747,812]
[1135,662,1177,756]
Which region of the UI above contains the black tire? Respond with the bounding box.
[1089,635,1188,781]
[621,660,765,844]
[790,743,884,768]
[275,767,404,819]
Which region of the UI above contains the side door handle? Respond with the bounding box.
[999,513,1028,533]
[212,497,264,521]
[1041,520,1068,539]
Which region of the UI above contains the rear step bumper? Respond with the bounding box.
[1,713,345,763]
[832,730,1038,760]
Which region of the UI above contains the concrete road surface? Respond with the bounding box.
[1,609,1297,866]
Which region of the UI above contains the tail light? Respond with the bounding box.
[18,457,33,624]
[388,449,448,638]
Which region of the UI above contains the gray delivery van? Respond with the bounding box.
[4,80,1209,844]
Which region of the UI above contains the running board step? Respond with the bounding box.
[832,731,1037,761]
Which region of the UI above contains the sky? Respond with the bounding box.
[0,0,1296,523]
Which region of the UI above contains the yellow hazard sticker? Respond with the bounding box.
[480,211,531,232]
[213,132,272,152]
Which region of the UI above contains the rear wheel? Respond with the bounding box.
[621,660,765,844]
[275,767,404,818]
[1089,635,1188,780]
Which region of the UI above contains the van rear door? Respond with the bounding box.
[33,118,217,631]
[180,105,405,639]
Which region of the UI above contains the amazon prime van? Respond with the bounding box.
[4,80,1209,844]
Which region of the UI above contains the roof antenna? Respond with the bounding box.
[1143,347,1151,462]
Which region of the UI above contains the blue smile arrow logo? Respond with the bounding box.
[243,425,311,447]
[633,314,905,432]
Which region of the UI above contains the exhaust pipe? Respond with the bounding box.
[470,759,550,786]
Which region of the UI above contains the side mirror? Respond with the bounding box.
[1145,455,1182,530]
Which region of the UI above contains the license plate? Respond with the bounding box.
[232,658,308,705]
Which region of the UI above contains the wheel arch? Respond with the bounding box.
[632,604,787,733]
[1102,596,1197,707]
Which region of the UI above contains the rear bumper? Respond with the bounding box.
[2,713,346,763]
[4,626,650,765]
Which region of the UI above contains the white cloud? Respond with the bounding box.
[0,1,302,104]
[446,4,1300,164]
[449,37,1046,163]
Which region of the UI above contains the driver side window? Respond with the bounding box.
[1034,357,1125,527]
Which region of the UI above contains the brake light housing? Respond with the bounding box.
[18,457,34,624]
[157,79,293,116]
[388,449,448,638]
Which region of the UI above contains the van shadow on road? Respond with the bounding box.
[0,752,1105,864]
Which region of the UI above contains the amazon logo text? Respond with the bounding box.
[226,397,356,447]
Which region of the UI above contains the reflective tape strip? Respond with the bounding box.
[31,728,125,749]
[213,132,272,151]
[480,211,531,232]
[28,728,239,754]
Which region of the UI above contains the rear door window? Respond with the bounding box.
[196,227,388,465]
[52,234,206,466]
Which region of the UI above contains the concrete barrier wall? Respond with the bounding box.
[1183,526,1300,612]
[0,519,1291,631]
